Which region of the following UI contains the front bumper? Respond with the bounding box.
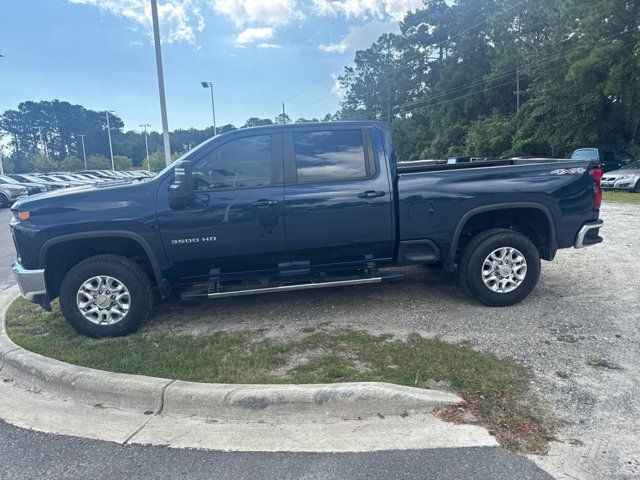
[574,220,604,249]
[11,260,51,309]
[601,178,639,190]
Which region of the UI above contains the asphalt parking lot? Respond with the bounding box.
[1,202,638,479]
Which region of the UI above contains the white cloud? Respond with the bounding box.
[383,0,423,20]
[319,20,397,53]
[320,42,348,53]
[257,42,282,49]
[312,0,422,21]
[236,27,274,45]
[210,0,304,27]
[68,0,204,44]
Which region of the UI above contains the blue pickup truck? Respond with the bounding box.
[10,122,604,336]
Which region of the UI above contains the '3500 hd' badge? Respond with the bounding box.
[171,236,217,245]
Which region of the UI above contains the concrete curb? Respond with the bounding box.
[0,287,463,420]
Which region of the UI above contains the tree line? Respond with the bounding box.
[0,100,331,173]
[334,0,640,160]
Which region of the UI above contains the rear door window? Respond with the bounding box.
[292,130,370,183]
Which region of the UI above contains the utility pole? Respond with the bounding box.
[516,67,521,114]
[105,111,115,170]
[282,102,287,124]
[79,134,87,169]
[139,124,151,171]
[151,0,172,167]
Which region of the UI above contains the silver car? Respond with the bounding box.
[0,183,29,208]
[601,160,640,193]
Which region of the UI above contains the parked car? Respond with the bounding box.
[570,148,634,172]
[601,160,640,192]
[10,122,604,337]
[36,174,91,186]
[6,174,66,190]
[0,174,48,195]
[0,183,28,208]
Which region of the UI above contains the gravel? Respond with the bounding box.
[143,202,640,479]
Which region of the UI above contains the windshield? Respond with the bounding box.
[571,149,598,161]
[624,160,640,169]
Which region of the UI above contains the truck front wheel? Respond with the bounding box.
[458,229,541,307]
[59,255,153,337]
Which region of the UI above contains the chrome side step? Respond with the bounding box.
[207,276,383,299]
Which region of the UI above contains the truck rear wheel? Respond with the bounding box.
[59,255,153,337]
[457,229,541,307]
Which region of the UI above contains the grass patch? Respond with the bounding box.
[602,190,640,204]
[6,298,556,454]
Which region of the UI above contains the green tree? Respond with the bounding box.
[60,156,84,171]
[113,155,133,171]
[1,156,14,173]
[147,151,167,172]
[32,154,57,173]
[87,154,110,170]
[295,117,320,124]
[465,111,516,157]
[274,113,291,125]
[242,117,273,128]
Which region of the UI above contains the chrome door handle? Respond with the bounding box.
[250,199,279,207]
[358,190,386,198]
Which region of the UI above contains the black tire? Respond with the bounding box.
[457,229,541,307]
[59,255,153,337]
[633,180,640,193]
[0,193,8,208]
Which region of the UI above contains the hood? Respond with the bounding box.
[11,181,151,214]
[1,183,27,192]
[604,168,640,177]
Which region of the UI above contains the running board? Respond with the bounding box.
[181,272,403,301]
[208,277,382,299]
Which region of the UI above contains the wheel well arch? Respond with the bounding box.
[447,203,557,269]
[41,232,166,299]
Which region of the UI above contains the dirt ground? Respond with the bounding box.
[144,202,640,479]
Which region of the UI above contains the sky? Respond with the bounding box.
[0,0,424,132]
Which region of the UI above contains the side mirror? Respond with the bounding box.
[168,160,193,209]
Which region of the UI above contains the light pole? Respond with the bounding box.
[79,134,87,169]
[105,111,115,170]
[139,124,151,171]
[151,0,172,167]
[201,81,217,136]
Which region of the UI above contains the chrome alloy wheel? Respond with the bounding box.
[481,247,528,293]
[76,275,131,325]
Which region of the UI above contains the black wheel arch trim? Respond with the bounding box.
[445,202,557,270]
[39,230,171,297]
